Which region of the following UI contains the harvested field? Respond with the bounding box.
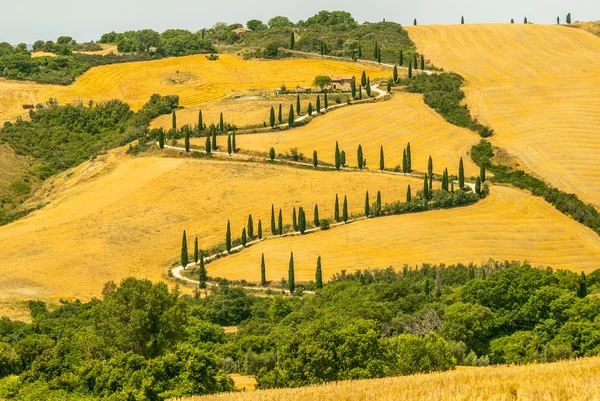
[180,357,600,401]
[406,24,600,206]
[204,185,600,284]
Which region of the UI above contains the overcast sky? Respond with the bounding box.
[2,0,599,45]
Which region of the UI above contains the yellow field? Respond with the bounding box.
[406,24,600,206]
[0,54,390,124]
[205,185,600,283]
[190,92,481,177]
[31,44,119,58]
[0,149,421,313]
[182,357,600,401]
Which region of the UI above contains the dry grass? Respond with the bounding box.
[0,144,29,197]
[178,357,600,401]
[0,148,421,316]
[30,51,57,58]
[229,374,257,392]
[406,24,600,206]
[190,92,481,177]
[0,54,390,124]
[571,21,600,38]
[205,185,600,284]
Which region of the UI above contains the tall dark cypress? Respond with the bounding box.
[359,85,363,100]
[475,176,481,196]
[423,175,429,200]
[225,221,231,252]
[172,111,177,131]
[461,16,464,24]
[524,17,528,24]
[408,60,413,79]
[227,134,232,155]
[158,131,165,149]
[429,174,433,191]
[566,13,571,24]
[399,50,404,66]
[288,105,295,127]
[198,253,207,287]
[181,230,188,269]
[194,237,199,264]
[578,272,587,298]
[313,150,318,167]
[414,18,417,26]
[278,104,283,123]
[379,146,385,171]
[358,42,362,59]
[376,191,382,215]
[258,219,262,239]
[296,95,301,116]
[361,71,367,87]
[320,42,325,56]
[292,207,298,231]
[407,142,412,172]
[260,254,267,286]
[241,228,247,246]
[316,95,321,113]
[324,91,329,109]
[290,31,295,50]
[403,149,408,174]
[232,131,236,152]
[315,256,323,289]
[357,145,364,169]
[335,141,341,170]
[393,65,399,83]
[278,209,283,236]
[271,205,276,235]
[459,157,465,189]
[288,252,295,293]
[205,135,211,153]
[407,185,412,202]
[211,129,217,151]
[340,151,346,167]
[314,204,320,226]
[377,46,382,64]
[343,195,348,223]
[247,215,254,239]
[198,110,203,132]
[373,40,378,59]
[351,80,357,98]
[365,191,370,217]
[421,55,425,71]
[480,165,486,183]
[269,107,275,127]
[334,194,340,222]
[298,207,306,234]
[366,78,371,96]
[308,103,313,116]
[428,156,433,177]
[219,113,224,132]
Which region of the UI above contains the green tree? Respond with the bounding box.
[393,65,399,83]
[459,157,465,189]
[232,132,236,152]
[261,254,267,286]
[566,13,571,24]
[443,302,495,355]
[414,18,417,26]
[320,42,325,56]
[183,128,190,152]
[334,194,340,222]
[357,144,364,169]
[429,174,433,191]
[257,219,262,239]
[358,42,362,58]
[524,17,528,24]
[335,141,341,170]
[407,185,412,202]
[181,230,188,268]
[219,113,224,132]
[511,19,514,23]
[290,31,295,50]
[314,204,320,226]
[269,107,275,127]
[292,207,298,231]
[428,155,433,177]
[423,175,429,200]
[359,85,363,100]
[480,164,486,183]
[288,105,295,127]
[194,237,199,264]
[361,71,367,87]
[296,95,301,116]
[366,78,371,96]
[343,195,348,223]
[227,134,232,155]
[198,110,203,132]
[408,60,413,79]
[365,191,370,217]
[316,256,323,289]
[225,221,232,252]
[159,130,165,149]
[271,205,276,235]
[387,80,392,93]
[399,50,404,66]
[373,40,378,59]
[316,95,321,113]
[475,176,481,196]
[379,146,385,171]
[198,254,207,287]
[340,151,346,167]
[241,228,247,246]
[578,272,587,298]
[324,91,329,109]
[421,55,425,71]
[351,79,357,98]
[172,111,177,131]
[407,142,412,172]
[377,46,382,64]
[461,16,464,24]
[298,207,306,234]
[288,252,295,293]
[247,215,254,239]
[278,209,283,236]
[278,104,283,123]
[557,16,560,25]
[313,150,318,167]
[402,149,408,173]
[211,129,217,151]
[269,147,275,161]
[205,135,211,153]
[308,102,313,116]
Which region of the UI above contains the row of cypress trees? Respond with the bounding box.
[260,252,324,293]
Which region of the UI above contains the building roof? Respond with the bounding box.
[329,75,355,82]
[232,27,253,34]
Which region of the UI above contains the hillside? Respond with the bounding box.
[405,24,600,207]
[0,54,390,124]
[182,357,600,401]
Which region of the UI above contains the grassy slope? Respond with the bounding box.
[0,55,390,124]
[406,24,600,207]
[180,357,600,401]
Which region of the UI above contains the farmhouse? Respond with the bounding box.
[295,86,312,93]
[326,75,356,90]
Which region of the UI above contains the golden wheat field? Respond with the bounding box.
[205,185,600,283]
[406,24,600,206]
[0,149,422,317]
[0,54,390,123]
[180,357,600,401]
[190,92,481,177]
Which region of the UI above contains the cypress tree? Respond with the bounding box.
[288,252,295,293]
[423,175,429,200]
[290,31,295,50]
[421,55,425,71]
[298,207,306,234]
[158,130,165,149]
[480,164,486,183]
[407,142,412,172]
[258,219,262,239]
[524,17,528,24]
[358,42,362,59]
[227,134,232,155]
[314,204,320,226]
[557,16,560,25]
[288,105,295,127]
[320,42,325,56]
[269,107,275,127]
[271,205,276,235]
[340,151,346,167]
[475,176,481,196]
[247,215,254,239]
[260,253,266,286]
[231,131,236,152]
[278,209,283,236]
[185,128,190,152]
[567,13,571,24]
[366,78,371,96]
[194,237,199,264]
[461,16,464,24]
[316,95,321,113]
[201,29,206,39]
[414,18,417,26]
[399,50,404,66]
[359,86,363,100]
[219,113,224,132]
[379,146,385,171]
[225,221,231,252]
[343,195,348,223]
[377,46,381,64]
[198,254,207,287]
[459,157,465,189]
[292,207,298,231]
[335,141,341,170]
[407,185,412,202]
[241,228,247,246]
[313,150,318,167]
[351,80,356,98]
[376,191,381,215]
[198,110,203,132]
[428,156,433,177]
[451,181,455,193]
[324,91,329,109]
[357,145,364,169]
[211,129,217,151]
[205,135,211,153]
[393,65,399,83]
[316,256,323,289]
[334,194,340,222]
[429,174,433,191]
[269,147,275,161]
[172,111,177,131]
[511,19,514,24]
[408,60,413,79]
[308,103,313,116]
[365,191,370,217]
[361,71,367,87]
[181,230,188,268]
[387,80,392,93]
[578,272,587,298]
[278,104,283,123]
[373,40,378,59]
[403,149,408,173]
[296,95,301,116]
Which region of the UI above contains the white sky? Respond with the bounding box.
[1,0,599,44]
